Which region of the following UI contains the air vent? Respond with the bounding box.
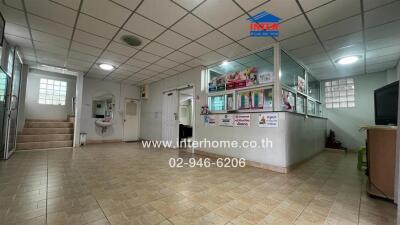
[121,35,142,47]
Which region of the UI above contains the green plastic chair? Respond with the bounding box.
[357,146,366,170]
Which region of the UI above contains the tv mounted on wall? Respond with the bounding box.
[374,81,399,125]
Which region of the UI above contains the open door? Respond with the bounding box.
[162,90,179,147]
[123,99,140,142]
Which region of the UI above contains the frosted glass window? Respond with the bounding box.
[325,78,355,108]
[38,78,67,105]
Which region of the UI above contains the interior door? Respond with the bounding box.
[123,99,140,141]
[162,90,179,147]
[4,50,22,159]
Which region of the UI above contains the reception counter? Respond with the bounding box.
[195,112,327,173]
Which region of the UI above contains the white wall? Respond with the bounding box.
[25,69,76,120]
[321,71,393,150]
[80,78,140,141]
[141,67,326,168]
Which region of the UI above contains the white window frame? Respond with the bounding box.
[325,78,355,109]
[38,78,67,106]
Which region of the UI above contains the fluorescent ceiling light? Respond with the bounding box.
[220,60,229,66]
[99,63,114,71]
[336,56,360,65]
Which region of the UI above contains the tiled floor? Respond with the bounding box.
[0,143,397,225]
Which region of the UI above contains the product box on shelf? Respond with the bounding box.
[251,90,264,109]
[226,73,236,90]
[243,67,258,87]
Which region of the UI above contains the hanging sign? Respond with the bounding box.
[234,114,251,127]
[219,114,234,127]
[258,113,279,128]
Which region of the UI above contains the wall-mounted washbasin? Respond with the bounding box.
[95,119,112,133]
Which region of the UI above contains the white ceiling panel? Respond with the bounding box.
[142,42,174,57]
[196,30,233,50]
[234,0,266,11]
[280,31,319,51]
[306,0,360,28]
[166,51,194,63]
[4,0,22,9]
[173,64,191,72]
[35,41,68,57]
[316,15,362,41]
[31,30,70,49]
[82,0,131,26]
[77,14,119,39]
[366,45,400,59]
[323,32,363,51]
[126,58,151,68]
[298,0,332,12]
[328,44,364,61]
[162,69,180,75]
[219,15,250,41]
[184,58,204,67]
[119,64,142,73]
[364,1,400,28]
[5,35,33,49]
[278,15,311,40]
[133,51,161,63]
[250,0,302,21]
[365,20,400,42]
[73,30,110,49]
[238,37,276,51]
[140,69,158,76]
[28,14,73,37]
[366,53,399,65]
[111,0,142,10]
[290,44,326,60]
[0,4,27,26]
[25,0,77,26]
[155,58,180,68]
[198,52,226,65]
[147,64,167,72]
[366,35,400,51]
[5,23,30,39]
[171,14,213,40]
[193,0,243,28]
[124,14,166,40]
[137,0,187,27]
[51,0,81,10]
[69,50,97,63]
[154,30,191,50]
[179,42,210,57]
[107,41,138,57]
[363,0,394,11]
[71,42,102,57]
[366,60,397,73]
[216,43,249,58]
[172,0,204,11]
[102,51,128,64]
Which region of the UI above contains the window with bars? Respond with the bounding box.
[38,78,67,105]
[325,78,355,108]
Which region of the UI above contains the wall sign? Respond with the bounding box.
[219,114,234,127]
[258,113,279,128]
[234,114,251,127]
[204,115,217,126]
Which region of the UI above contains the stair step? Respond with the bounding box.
[17,140,73,150]
[22,128,74,135]
[25,122,73,128]
[17,134,73,143]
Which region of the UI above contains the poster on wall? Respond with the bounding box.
[258,71,274,84]
[297,76,305,93]
[234,114,251,127]
[219,114,234,127]
[204,115,217,126]
[281,89,295,111]
[258,113,279,128]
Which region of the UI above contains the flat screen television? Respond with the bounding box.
[374,81,398,125]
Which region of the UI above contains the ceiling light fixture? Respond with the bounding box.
[121,35,142,47]
[99,63,114,71]
[336,56,360,65]
[221,60,229,66]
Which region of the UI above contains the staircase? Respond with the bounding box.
[17,119,74,150]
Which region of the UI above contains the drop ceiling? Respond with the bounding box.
[1,0,400,85]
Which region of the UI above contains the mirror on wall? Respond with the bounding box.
[92,94,115,119]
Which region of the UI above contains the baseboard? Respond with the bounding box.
[193,149,288,173]
[86,139,123,144]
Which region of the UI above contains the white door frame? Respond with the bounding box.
[123,98,141,141]
[163,83,195,153]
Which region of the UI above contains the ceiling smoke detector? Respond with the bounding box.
[121,35,142,47]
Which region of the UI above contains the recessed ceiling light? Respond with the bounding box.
[121,35,142,47]
[99,63,114,71]
[221,60,229,66]
[336,56,360,65]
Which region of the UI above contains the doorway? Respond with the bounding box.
[161,85,195,149]
[123,98,140,142]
